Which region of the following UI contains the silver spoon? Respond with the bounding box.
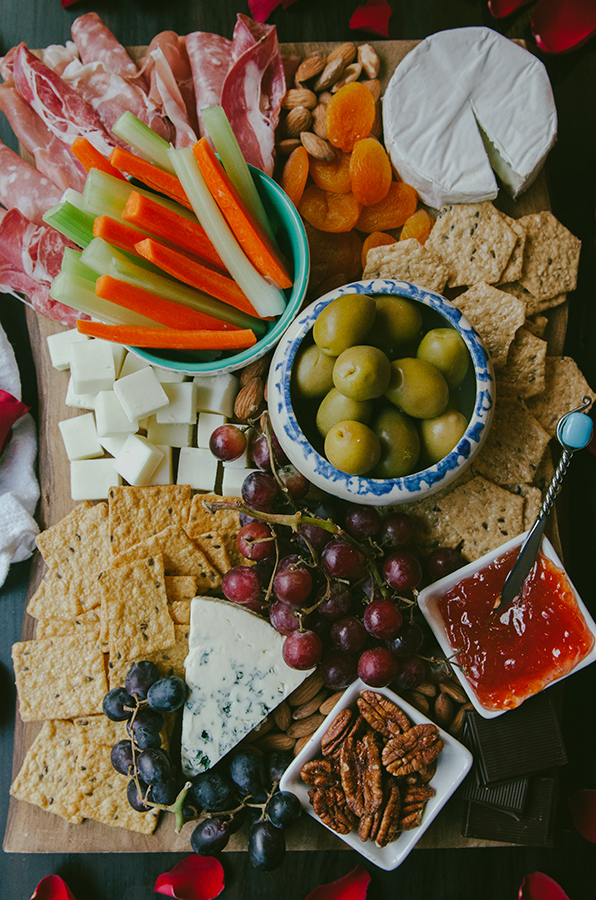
[494,396,594,612]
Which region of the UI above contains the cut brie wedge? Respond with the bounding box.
[382,27,557,208]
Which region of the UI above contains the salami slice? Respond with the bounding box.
[186,31,232,136]
[0,141,62,226]
[71,12,147,91]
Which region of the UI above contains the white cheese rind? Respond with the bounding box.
[181,597,311,776]
[382,27,557,208]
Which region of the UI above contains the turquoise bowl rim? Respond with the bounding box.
[268,278,495,506]
[127,166,310,376]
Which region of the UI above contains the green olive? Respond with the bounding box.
[371,406,420,478]
[385,357,449,419]
[332,345,391,401]
[419,409,469,464]
[313,293,376,357]
[291,343,336,400]
[316,388,373,438]
[366,295,423,352]
[325,420,381,475]
[416,328,470,389]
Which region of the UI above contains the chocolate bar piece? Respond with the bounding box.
[461,774,556,846]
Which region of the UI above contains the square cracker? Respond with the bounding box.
[362,239,449,293]
[496,328,547,399]
[186,493,243,567]
[26,574,83,621]
[499,280,566,317]
[526,356,596,437]
[165,575,198,603]
[108,484,191,555]
[36,502,110,576]
[497,213,526,285]
[400,471,473,552]
[426,201,517,288]
[108,624,190,689]
[524,315,549,339]
[12,634,108,722]
[10,720,84,824]
[168,600,191,625]
[518,211,581,302]
[452,282,526,370]
[436,476,524,561]
[113,525,221,589]
[503,484,543,531]
[35,501,92,566]
[472,397,551,484]
[73,715,128,748]
[192,532,232,575]
[35,609,101,640]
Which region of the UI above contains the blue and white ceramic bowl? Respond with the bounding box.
[268,279,494,506]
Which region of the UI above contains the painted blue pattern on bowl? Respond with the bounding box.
[268,279,495,506]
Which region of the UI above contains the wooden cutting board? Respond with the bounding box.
[4,39,565,854]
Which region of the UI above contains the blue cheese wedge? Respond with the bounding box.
[181,597,312,776]
[382,27,557,208]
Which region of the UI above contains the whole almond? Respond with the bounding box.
[319,690,345,716]
[361,78,381,103]
[403,690,429,715]
[415,682,438,698]
[277,138,302,157]
[240,353,271,386]
[234,376,264,421]
[287,713,326,739]
[317,91,334,105]
[331,62,363,93]
[312,103,328,140]
[293,689,328,720]
[288,671,325,707]
[314,57,346,92]
[450,706,467,734]
[256,732,296,752]
[370,101,382,139]
[440,680,468,705]
[327,42,357,66]
[284,106,313,138]
[300,131,335,162]
[358,43,380,79]
[282,87,318,110]
[293,734,312,756]
[295,52,327,84]
[272,700,293,731]
[433,692,454,728]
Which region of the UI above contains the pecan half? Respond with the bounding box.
[321,707,353,758]
[374,778,402,848]
[359,730,384,814]
[382,724,444,777]
[357,690,411,738]
[339,733,364,817]
[309,784,356,835]
[300,757,338,787]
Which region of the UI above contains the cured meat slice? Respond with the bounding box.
[0,140,62,226]
[41,42,80,76]
[71,12,147,91]
[146,47,197,148]
[186,31,232,136]
[12,42,116,157]
[145,31,200,140]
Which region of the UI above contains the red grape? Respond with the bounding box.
[269,600,303,635]
[315,581,352,619]
[321,539,366,580]
[344,505,380,540]
[320,649,358,690]
[278,465,310,500]
[392,655,427,691]
[237,522,275,561]
[273,557,313,606]
[222,566,263,605]
[357,647,399,687]
[209,424,247,462]
[297,522,332,554]
[242,471,278,511]
[331,616,367,653]
[282,630,323,670]
[383,550,422,591]
[379,513,414,548]
[250,431,288,471]
[426,657,453,684]
[386,622,424,657]
[363,599,403,639]
[427,547,465,579]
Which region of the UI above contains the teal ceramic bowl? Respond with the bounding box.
[128,166,310,376]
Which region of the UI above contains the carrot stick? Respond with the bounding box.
[134,237,261,319]
[121,191,226,271]
[71,137,128,181]
[193,137,293,290]
[109,146,192,210]
[76,319,257,350]
[95,274,236,331]
[93,216,148,255]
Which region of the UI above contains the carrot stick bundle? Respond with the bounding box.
[109,146,192,209]
[71,137,128,181]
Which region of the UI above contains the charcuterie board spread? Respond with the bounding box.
[2,13,594,861]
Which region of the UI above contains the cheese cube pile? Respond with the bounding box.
[52,332,257,500]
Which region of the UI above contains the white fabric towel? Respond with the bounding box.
[0,321,40,587]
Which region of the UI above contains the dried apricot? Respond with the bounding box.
[304,221,363,295]
[349,137,392,206]
[361,231,397,269]
[399,208,434,244]
[309,149,352,194]
[281,145,310,208]
[356,181,418,233]
[298,183,361,233]
[325,82,376,152]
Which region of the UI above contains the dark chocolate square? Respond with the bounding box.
[461,774,556,846]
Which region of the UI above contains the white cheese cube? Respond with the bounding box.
[194,373,239,417]
[177,447,218,491]
[152,365,185,383]
[65,376,97,411]
[70,458,121,500]
[197,413,226,449]
[119,352,151,379]
[156,383,198,424]
[146,418,193,448]
[58,413,103,461]
[113,367,169,422]
[110,343,127,378]
[114,434,164,486]
[70,339,116,395]
[99,435,128,458]
[95,391,139,438]
[222,466,254,496]
[148,445,173,485]
[46,329,90,371]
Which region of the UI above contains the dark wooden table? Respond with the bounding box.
[2,2,596,897]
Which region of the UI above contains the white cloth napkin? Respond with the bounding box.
[0,321,40,587]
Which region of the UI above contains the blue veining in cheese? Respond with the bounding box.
[181,597,312,776]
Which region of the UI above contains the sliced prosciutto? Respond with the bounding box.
[145,31,200,143]
[71,12,147,91]
[0,140,62,226]
[186,31,232,136]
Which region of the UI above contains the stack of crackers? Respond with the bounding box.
[11,485,241,833]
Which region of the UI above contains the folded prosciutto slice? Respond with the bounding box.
[145,31,200,146]
[0,141,62,226]
[71,12,148,91]
[186,31,232,138]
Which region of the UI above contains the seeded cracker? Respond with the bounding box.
[496,328,547,398]
[10,720,84,823]
[436,476,524,561]
[425,201,517,287]
[497,214,526,285]
[499,280,566,317]
[108,484,191,555]
[524,315,549,339]
[108,624,190,689]
[400,471,473,552]
[503,485,543,530]
[12,634,108,722]
[113,524,221,589]
[186,493,243,566]
[192,531,232,575]
[26,574,82,621]
[526,356,596,436]
[362,239,449,293]
[472,397,551,484]
[517,211,581,302]
[165,575,198,603]
[452,282,526,369]
[35,609,101,640]
[35,501,92,567]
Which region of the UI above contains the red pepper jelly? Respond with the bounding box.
[437,546,595,712]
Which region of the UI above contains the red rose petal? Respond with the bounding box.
[248,0,285,22]
[532,0,596,54]
[569,789,596,842]
[60,0,82,7]
[519,872,571,900]
[488,0,533,18]
[0,389,29,457]
[305,865,371,900]
[30,876,77,900]
[154,856,225,900]
[349,0,393,38]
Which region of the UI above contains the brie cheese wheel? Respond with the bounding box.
[181,597,312,776]
[382,27,557,208]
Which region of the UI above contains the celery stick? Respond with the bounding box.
[168,147,285,319]
[82,168,199,224]
[61,247,98,284]
[61,188,86,209]
[80,238,162,279]
[200,105,275,240]
[50,272,159,327]
[109,256,267,336]
[112,111,176,175]
[43,201,95,249]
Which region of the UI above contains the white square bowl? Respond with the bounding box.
[417,532,596,719]
[279,678,473,871]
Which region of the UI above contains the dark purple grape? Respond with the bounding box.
[253,557,275,583]
[426,656,453,684]
[330,616,367,653]
[383,550,422,591]
[127,777,151,812]
[266,751,293,785]
[273,557,312,606]
[239,512,261,527]
[110,739,134,776]
[427,547,465,579]
[297,522,332,554]
[321,539,366,580]
[248,819,286,871]
[282,630,323,670]
[125,661,160,700]
[191,816,231,855]
[148,778,179,806]
[277,464,310,500]
[237,521,276,561]
[308,611,332,645]
[386,622,424,657]
[315,581,352,620]
[222,565,263,605]
[129,707,164,750]
[393,655,427,691]
[250,431,288,471]
[320,649,358,690]
[266,791,302,828]
[314,499,343,522]
[379,513,414,548]
[242,470,278,511]
[147,676,187,713]
[344,505,381,540]
[363,599,403,639]
[228,748,266,797]
[136,748,171,785]
[102,687,135,722]
[269,599,302,635]
[190,770,238,813]
[357,647,399,687]
[360,575,384,604]
[209,424,247,462]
